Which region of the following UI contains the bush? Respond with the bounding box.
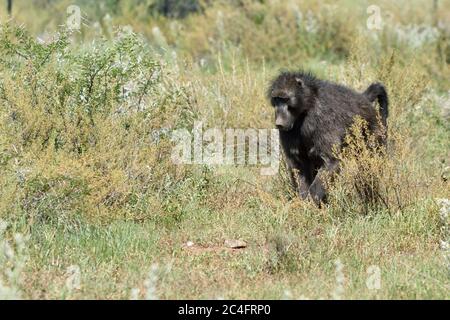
[0,23,198,224]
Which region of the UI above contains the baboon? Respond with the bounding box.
[267,71,389,205]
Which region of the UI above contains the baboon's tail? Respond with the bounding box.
[364,82,389,127]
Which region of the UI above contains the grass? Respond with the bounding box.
[0,0,449,299]
[14,196,448,299]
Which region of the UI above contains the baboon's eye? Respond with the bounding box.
[272,97,289,105]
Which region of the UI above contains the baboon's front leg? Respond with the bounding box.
[288,160,311,200]
[291,168,310,199]
[309,159,339,205]
[309,175,327,205]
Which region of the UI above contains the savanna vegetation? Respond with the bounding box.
[0,0,449,299]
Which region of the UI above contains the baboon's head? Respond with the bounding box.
[268,72,317,131]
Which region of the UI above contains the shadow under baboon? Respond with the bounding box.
[267,71,389,205]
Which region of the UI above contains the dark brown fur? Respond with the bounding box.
[267,71,388,205]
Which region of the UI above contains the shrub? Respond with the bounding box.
[0,23,198,224]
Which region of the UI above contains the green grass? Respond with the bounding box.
[13,192,447,299]
[0,0,449,299]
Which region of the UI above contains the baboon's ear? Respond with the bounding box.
[295,77,303,87]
